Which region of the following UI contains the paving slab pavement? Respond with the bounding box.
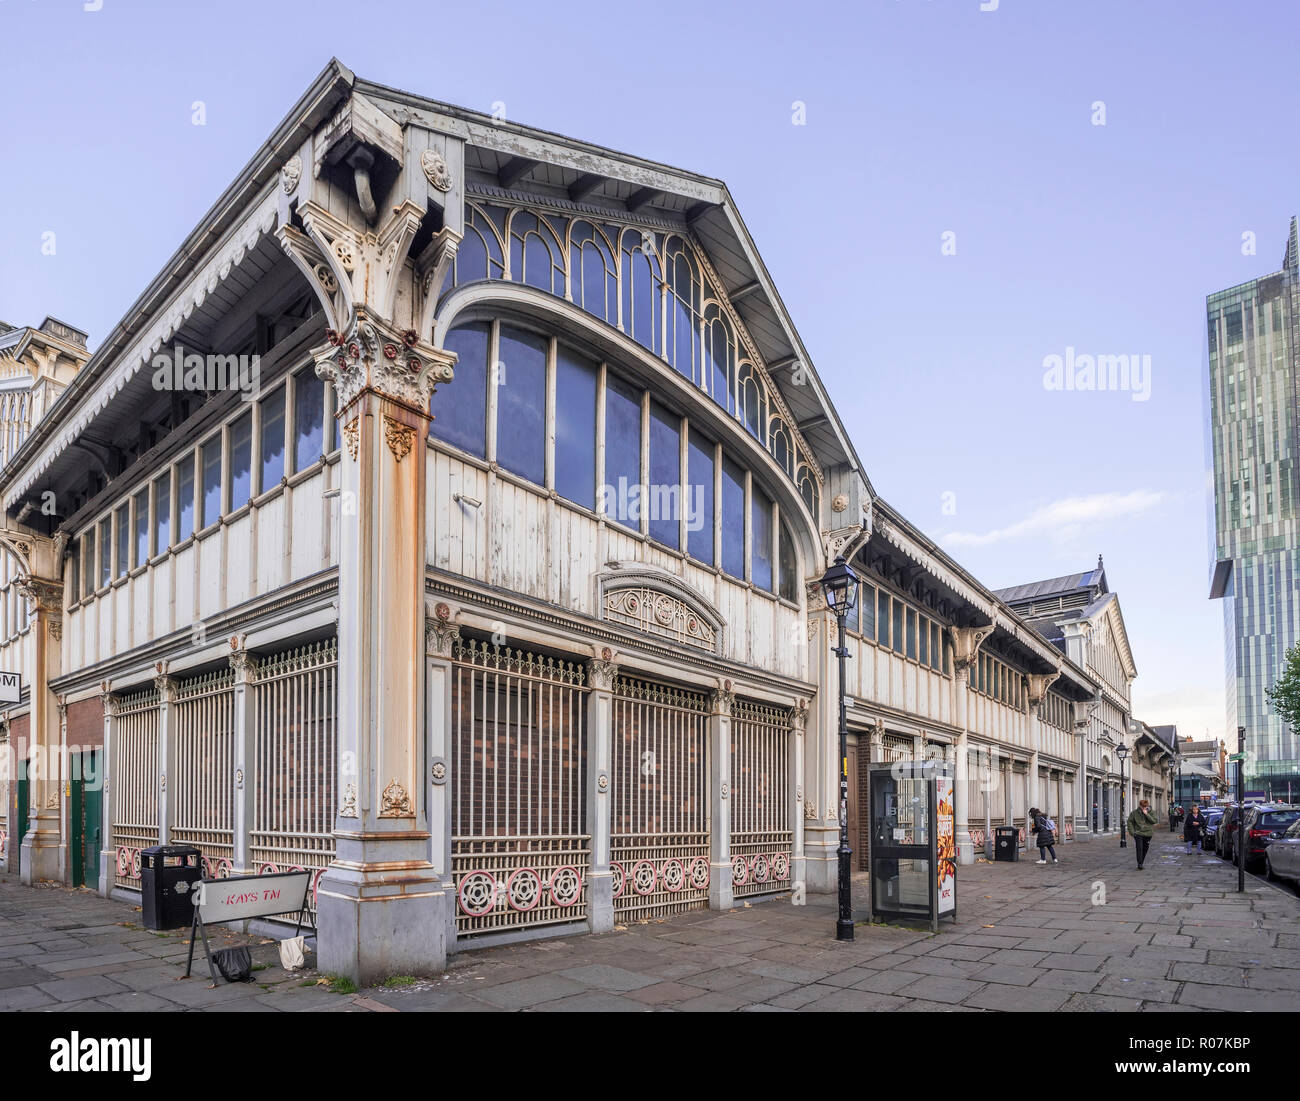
[1,835,1298,1011]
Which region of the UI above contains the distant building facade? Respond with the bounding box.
[1208,222,1300,799]
[996,559,1176,833]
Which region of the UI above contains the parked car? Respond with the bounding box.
[1265,819,1300,886]
[1241,804,1300,870]
[1201,808,1225,851]
[1216,804,1242,860]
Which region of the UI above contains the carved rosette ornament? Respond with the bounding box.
[380,778,414,818]
[431,760,447,785]
[420,147,453,192]
[383,415,416,462]
[281,155,302,195]
[340,783,358,818]
[314,309,455,415]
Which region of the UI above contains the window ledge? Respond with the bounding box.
[226,502,253,524]
[195,522,221,542]
[286,460,325,489]
[254,482,286,508]
[128,565,148,580]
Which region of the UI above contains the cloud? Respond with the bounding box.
[940,490,1168,549]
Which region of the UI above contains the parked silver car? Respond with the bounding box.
[1264,817,1300,886]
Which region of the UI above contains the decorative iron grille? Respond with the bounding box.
[112,687,159,889]
[250,639,338,913]
[451,637,589,937]
[730,699,791,897]
[611,676,710,921]
[603,587,717,652]
[170,668,236,872]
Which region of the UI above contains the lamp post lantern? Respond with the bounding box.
[1116,741,1129,849]
[819,554,859,943]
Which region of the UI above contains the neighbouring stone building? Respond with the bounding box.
[0,61,1173,982]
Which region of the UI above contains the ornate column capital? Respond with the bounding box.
[314,308,456,418]
[1026,669,1061,713]
[788,697,809,735]
[15,573,62,614]
[869,716,885,749]
[153,664,176,704]
[586,646,619,692]
[949,622,995,673]
[100,680,119,719]
[228,637,259,683]
[425,603,461,659]
[709,679,735,717]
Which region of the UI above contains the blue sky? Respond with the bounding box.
[4,0,1297,742]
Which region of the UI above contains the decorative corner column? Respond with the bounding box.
[17,574,64,885]
[312,310,457,985]
[708,680,734,911]
[789,698,809,892]
[229,641,258,877]
[949,624,993,866]
[425,606,459,953]
[99,682,117,897]
[155,669,176,845]
[952,666,974,865]
[585,648,618,934]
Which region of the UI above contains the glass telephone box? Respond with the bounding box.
[868,760,957,932]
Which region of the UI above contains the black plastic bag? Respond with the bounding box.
[212,946,253,983]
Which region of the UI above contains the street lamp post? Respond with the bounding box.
[1237,726,1245,894]
[819,554,860,943]
[1116,741,1129,849]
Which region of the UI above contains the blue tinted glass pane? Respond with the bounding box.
[778,522,796,600]
[432,324,488,458]
[134,491,148,566]
[603,375,641,529]
[648,403,680,549]
[155,472,171,550]
[892,601,903,654]
[721,458,745,579]
[229,414,252,511]
[687,431,714,565]
[294,369,325,471]
[919,617,928,665]
[201,437,221,526]
[751,489,773,592]
[177,456,195,542]
[878,590,890,647]
[555,346,597,509]
[861,584,876,640]
[260,387,285,491]
[496,326,547,485]
[115,505,128,578]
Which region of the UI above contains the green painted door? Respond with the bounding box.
[69,751,102,889]
[81,750,102,888]
[15,765,27,877]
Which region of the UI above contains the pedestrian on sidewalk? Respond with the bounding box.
[1183,805,1205,855]
[1030,807,1058,864]
[1169,804,1178,832]
[1128,798,1158,868]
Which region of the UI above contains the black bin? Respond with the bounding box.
[140,845,203,930]
[994,826,1020,862]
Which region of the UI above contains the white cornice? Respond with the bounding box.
[4,187,280,509]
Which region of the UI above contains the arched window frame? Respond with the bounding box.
[618,227,664,356]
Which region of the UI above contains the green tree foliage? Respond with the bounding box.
[1266,641,1300,730]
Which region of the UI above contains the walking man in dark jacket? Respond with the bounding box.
[1128,798,1158,869]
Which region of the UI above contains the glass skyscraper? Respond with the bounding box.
[1207,218,1300,800]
